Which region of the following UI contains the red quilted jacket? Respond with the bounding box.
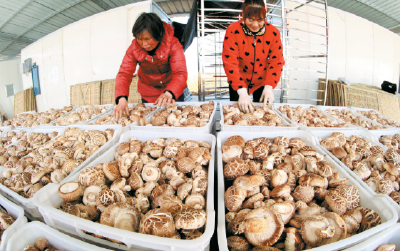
[115,22,188,103]
[222,21,285,94]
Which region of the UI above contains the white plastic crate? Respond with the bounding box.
[85,103,158,133]
[132,101,216,134]
[309,130,400,217]
[273,103,358,131]
[219,101,298,131]
[343,223,400,251]
[0,128,30,149]
[0,194,27,251]
[0,126,11,137]
[217,130,398,251]
[33,131,216,251]
[6,221,110,251]
[318,106,393,131]
[46,105,113,126]
[0,125,122,221]
[352,107,400,128]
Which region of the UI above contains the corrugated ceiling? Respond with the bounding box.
[0,0,398,61]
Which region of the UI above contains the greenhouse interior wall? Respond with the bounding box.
[0,59,23,118]
[5,4,399,114]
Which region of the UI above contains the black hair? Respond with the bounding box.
[132,13,165,42]
[242,0,267,20]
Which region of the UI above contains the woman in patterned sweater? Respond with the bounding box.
[222,0,285,113]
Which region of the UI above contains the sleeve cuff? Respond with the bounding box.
[165,90,176,100]
[116,96,128,105]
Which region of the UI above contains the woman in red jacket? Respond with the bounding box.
[114,13,188,119]
[222,0,285,113]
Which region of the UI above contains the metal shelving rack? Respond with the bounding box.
[197,0,329,104]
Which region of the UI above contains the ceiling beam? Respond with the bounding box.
[0,32,34,44]
[0,0,87,55]
[90,0,112,11]
[0,0,36,31]
[353,0,400,28]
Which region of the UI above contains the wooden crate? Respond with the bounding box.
[70,81,101,106]
[13,88,36,116]
[343,85,380,110]
[100,77,141,104]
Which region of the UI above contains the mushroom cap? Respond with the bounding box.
[272,200,296,224]
[225,185,247,212]
[300,216,333,247]
[34,237,49,251]
[58,182,82,202]
[325,190,347,215]
[222,145,243,163]
[242,206,284,246]
[224,158,249,180]
[177,182,192,201]
[224,136,245,148]
[176,157,196,173]
[298,174,325,188]
[320,212,347,245]
[300,146,317,157]
[150,184,175,208]
[292,185,315,203]
[383,162,399,176]
[185,193,205,209]
[270,169,288,188]
[341,215,359,234]
[100,202,141,232]
[82,185,102,206]
[375,244,396,251]
[227,236,250,251]
[335,184,360,210]
[329,172,349,188]
[78,167,105,187]
[102,161,121,182]
[242,193,264,209]
[270,184,291,198]
[128,172,143,190]
[285,227,303,251]
[332,147,347,159]
[316,160,334,178]
[175,208,207,230]
[359,207,381,232]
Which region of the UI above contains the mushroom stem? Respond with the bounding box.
[316,225,335,238]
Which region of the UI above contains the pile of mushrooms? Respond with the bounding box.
[277,105,349,128]
[222,135,382,250]
[0,131,27,148]
[149,101,214,127]
[324,109,384,130]
[24,237,59,251]
[223,103,288,127]
[320,132,400,206]
[374,244,396,251]
[57,137,210,242]
[0,210,15,242]
[93,104,156,126]
[356,110,400,128]
[0,128,114,199]
[0,106,73,128]
[50,105,109,126]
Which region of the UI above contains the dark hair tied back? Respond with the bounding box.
[242,0,267,20]
[132,13,165,42]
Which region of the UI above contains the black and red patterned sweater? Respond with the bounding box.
[222,20,285,94]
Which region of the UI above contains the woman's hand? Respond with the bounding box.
[237,88,254,113]
[154,92,175,107]
[113,97,130,120]
[260,85,274,107]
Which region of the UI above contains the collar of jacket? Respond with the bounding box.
[241,22,266,36]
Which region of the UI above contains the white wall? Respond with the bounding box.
[0,59,23,118]
[20,1,168,112]
[328,7,400,88]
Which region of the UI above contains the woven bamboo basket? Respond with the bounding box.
[70,81,101,106]
[377,93,400,123]
[343,85,380,110]
[14,91,25,115]
[100,77,141,104]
